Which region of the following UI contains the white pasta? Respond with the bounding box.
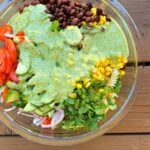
[107,69,119,87]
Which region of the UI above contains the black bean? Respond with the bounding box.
[70,9,76,15]
[57,12,64,17]
[87,2,92,9]
[70,2,75,8]
[82,5,89,11]
[50,0,55,4]
[82,16,86,21]
[96,16,100,22]
[62,0,69,4]
[71,18,79,25]
[39,0,49,4]
[58,17,64,22]
[86,17,91,23]
[50,5,55,12]
[61,22,67,28]
[106,17,111,22]
[46,4,51,9]
[45,9,51,14]
[77,22,82,27]
[77,12,83,18]
[50,16,56,21]
[57,0,62,7]
[97,8,103,15]
[86,11,93,17]
[19,7,24,13]
[65,6,71,14]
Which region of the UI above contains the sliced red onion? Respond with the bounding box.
[41,124,52,128]
[50,109,65,130]
[4,106,16,112]
[4,33,15,38]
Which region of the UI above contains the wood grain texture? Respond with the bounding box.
[0,135,150,150]
[118,0,150,62]
[0,0,149,138]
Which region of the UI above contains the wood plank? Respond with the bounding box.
[0,0,150,135]
[0,135,150,150]
[118,0,150,61]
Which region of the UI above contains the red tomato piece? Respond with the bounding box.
[0,49,7,72]
[0,72,7,85]
[8,70,19,83]
[0,25,12,41]
[43,116,51,125]
[4,49,13,74]
[4,39,17,63]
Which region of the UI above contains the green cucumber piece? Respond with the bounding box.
[16,63,30,75]
[24,102,37,112]
[39,105,52,114]
[34,109,45,116]
[6,81,18,90]
[6,90,20,103]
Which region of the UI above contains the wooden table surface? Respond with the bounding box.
[0,0,150,149]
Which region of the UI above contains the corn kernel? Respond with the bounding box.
[72,81,77,87]
[100,16,106,23]
[120,70,125,76]
[69,93,77,99]
[91,7,97,16]
[105,71,111,76]
[77,83,82,89]
[95,61,100,67]
[82,21,87,26]
[122,57,127,64]
[116,63,124,69]
[85,82,91,88]
[99,67,105,74]
[105,66,112,72]
[98,88,104,93]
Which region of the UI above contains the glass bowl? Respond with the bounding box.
[0,0,143,146]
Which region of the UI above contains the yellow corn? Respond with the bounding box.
[91,7,97,16]
[69,93,77,99]
[120,70,125,76]
[99,67,105,74]
[76,83,82,89]
[98,88,104,93]
[116,63,124,69]
[82,21,87,26]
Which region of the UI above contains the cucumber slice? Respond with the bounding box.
[16,51,30,75]
[5,90,20,103]
[34,109,45,116]
[63,26,83,46]
[24,102,37,112]
[16,63,30,75]
[39,105,52,114]
[6,81,18,90]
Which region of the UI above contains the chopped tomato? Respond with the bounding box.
[4,49,13,74]
[0,49,7,72]
[8,70,19,83]
[43,116,51,125]
[2,88,9,100]
[4,39,17,63]
[0,72,7,85]
[0,25,12,41]
[16,31,25,36]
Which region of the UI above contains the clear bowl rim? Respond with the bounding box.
[0,0,144,146]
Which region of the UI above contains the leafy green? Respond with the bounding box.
[51,20,60,32]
